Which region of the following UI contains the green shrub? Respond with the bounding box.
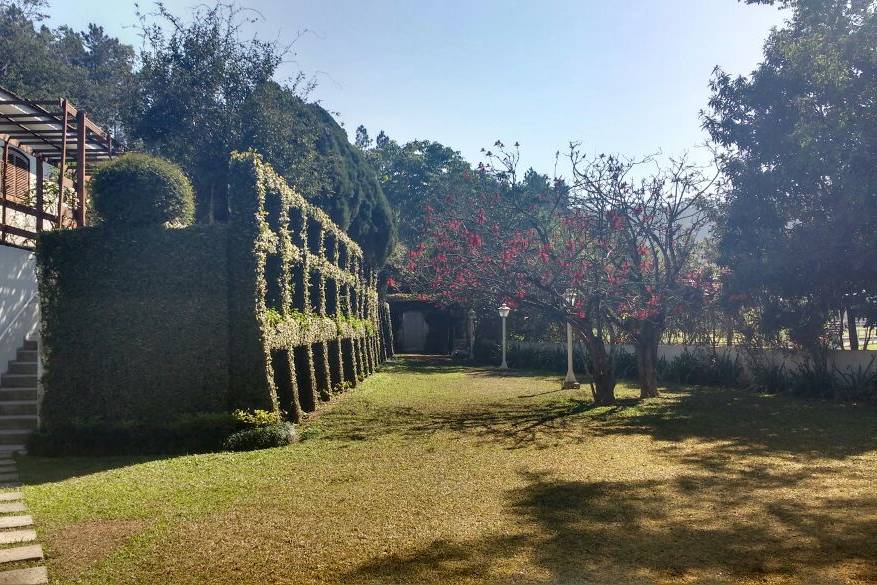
[659,349,743,388]
[28,412,239,456]
[222,423,295,452]
[232,409,282,427]
[749,360,789,393]
[90,153,195,225]
[833,357,877,401]
[790,360,835,399]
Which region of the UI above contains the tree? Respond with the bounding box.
[705,0,877,353]
[239,84,396,266]
[125,2,282,223]
[125,3,396,266]
[414,143,717,403]
[0,0,134,130]
[361,132,478,247]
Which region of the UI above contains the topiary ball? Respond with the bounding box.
[90,153,195,226]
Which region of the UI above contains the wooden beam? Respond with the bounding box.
[75,110,86,227]
[3,198,57,224]
[2,140,8,244]
[35,157,44,232]
[57,101,68,227]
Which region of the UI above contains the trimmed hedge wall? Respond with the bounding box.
[37,224,230,426]
[35,152,386,453]
[226,151,384,423]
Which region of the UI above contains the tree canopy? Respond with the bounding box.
[1,0,396,266]
[0,0,134,132]
[705,0,877,351]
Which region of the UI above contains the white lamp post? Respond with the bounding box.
[562,289,580,389]
[467,308,477,359]
[498,303,511,369]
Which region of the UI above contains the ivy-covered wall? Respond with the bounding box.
[225,151,386,422]
[37,152,387,431]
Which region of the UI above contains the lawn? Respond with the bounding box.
[16,357,877,584]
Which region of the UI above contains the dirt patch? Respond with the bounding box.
[45,519,147,579]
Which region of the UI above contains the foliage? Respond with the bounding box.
[232,409,283,427]
[833,357,877,401]
[36,224,231,428]
[28,412,239,456]
[358,130,479,248]
[222,423,295,452]
[90,153,195,225]
[125,4,395,266]
[705,0,877,352]
[415,142,719,403]
[0,0,134,131]
[227,151,383,418]
[658,350,744,388]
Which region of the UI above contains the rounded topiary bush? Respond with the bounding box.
[90,153,195,225]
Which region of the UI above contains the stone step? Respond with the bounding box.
[0,376,36,389]
[13,351,36,364]
[0,530,35,545]
[0,390,36,403]
[0,503,25,514]
[20,341,36,352]
[0,545,41,564]
[0,474,18,484]
[0,404,36,418]
[0,432,30,446]
[0,418,36,432]
[3,363,35,377]
[0,494,22,502]
[0,566,47,584]
[0,516,31,529]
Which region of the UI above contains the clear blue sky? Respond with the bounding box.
[49,0,787,174]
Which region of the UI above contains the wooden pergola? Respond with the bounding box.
[0,86,117,249]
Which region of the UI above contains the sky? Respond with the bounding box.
[48,0,788,175]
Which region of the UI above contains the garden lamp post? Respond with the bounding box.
[498,303,511,369]
[562,289,580,389]
[468,308,476,359]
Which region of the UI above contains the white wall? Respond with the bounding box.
[509,340,877,377]
[0,245,38,370]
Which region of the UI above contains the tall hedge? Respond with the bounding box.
[36,224,229,426]
[36,152,387,451]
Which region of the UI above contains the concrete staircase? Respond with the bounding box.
[0,340,37,455]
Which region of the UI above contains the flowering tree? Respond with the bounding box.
[414,143,718,404]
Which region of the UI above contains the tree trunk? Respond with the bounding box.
[847,307,859,351]
[582,334,616,405]
[636,323,660,399]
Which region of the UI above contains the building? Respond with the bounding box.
[0,86,117,452]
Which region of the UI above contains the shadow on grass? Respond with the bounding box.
[384,355,561,381]
[17,454,167,485]
[322,357,877,461]
[346,470,877,584]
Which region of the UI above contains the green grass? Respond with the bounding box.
[16,357,877,584]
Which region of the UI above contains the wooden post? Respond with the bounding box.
[75,110,87,227]
[1,140,8,243]
[35,156,44,232]
[57,100,68,228]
